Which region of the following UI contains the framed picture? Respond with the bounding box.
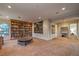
[34,21,43,34]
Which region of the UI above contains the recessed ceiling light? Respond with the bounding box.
[6,16,9,19]
[62,7,66,10]
[38,17,41,19]
[8,5,12,8]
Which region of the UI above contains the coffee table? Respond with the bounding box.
[18,38,32,46]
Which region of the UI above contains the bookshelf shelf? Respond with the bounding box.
[11,19,32,40]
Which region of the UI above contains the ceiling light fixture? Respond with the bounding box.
[6,16,9,19]
[38,17,41,19]
[62,7,66,10]
[8,5,12,8]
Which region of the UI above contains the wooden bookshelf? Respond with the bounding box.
[10,19,32,40]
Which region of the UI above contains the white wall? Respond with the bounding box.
[32,17,79,40]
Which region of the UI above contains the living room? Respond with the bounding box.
[0,3,79,56]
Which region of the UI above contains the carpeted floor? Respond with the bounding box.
[0,37,79,56]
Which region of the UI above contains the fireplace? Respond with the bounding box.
[60,27,68,37]
[61,33,68,37]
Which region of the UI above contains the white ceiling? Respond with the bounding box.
[0,3,79,22]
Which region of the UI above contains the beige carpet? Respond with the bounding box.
[0,37,79,56]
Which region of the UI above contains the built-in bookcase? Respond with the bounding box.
[11,19,32,40]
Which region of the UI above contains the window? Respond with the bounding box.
[0,24,9,37]
[70,24,77,35]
